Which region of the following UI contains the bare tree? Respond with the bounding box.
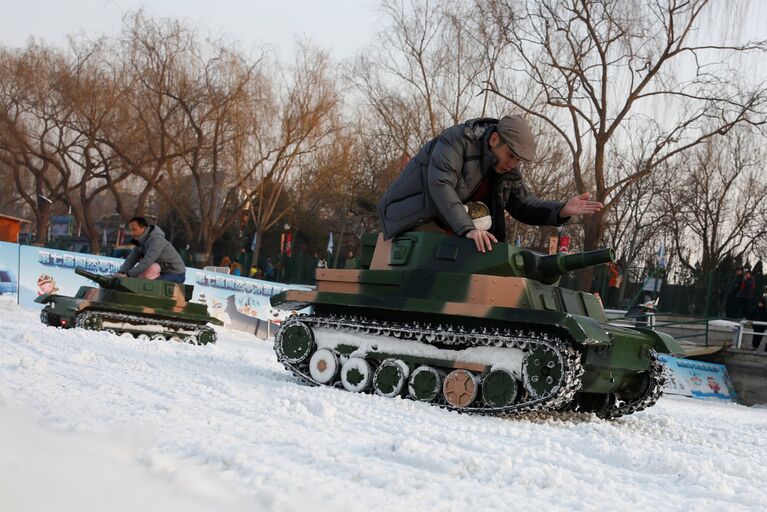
[663,127,767,277]
[245,44,340,266]
[350,0,487,158]
[0,45,71,245]
[477,0,767,287]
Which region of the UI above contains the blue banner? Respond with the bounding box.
[0,242,19,297]
[658,354,738,402]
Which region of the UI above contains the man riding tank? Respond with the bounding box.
[116,216,186,283]
[377,115,603,252]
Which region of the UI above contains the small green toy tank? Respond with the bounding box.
[271,232,683,419]
[36,268,223,344]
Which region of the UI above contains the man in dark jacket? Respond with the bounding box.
[737,269,756,318]
[725,268,743,318]
[747,297,767,350]
[377,116,603,252]
[116,216,187,283]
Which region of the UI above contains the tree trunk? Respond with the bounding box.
[34,196,51,245]
[248,229,264,274]
[577,211,606,292]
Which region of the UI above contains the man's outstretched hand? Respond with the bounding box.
[465,229,497,253]
[561,192,603,217]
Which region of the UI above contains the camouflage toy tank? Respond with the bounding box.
[36,268,222,344]
[271,231,683,419]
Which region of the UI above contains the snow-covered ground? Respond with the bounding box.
[1,296,765,512]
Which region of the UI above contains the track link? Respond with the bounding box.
[275,314,585,417]
[75,310,216,344]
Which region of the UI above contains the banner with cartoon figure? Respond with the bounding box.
[18,246,123,308]
[0,242,20,297]
[658,354,738,402]
[188,269,311,338]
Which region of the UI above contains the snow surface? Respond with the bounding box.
[1,296,766,512]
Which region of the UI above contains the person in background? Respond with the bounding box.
[747,298,767,350]
[230,262,242,276]
[116,216,186,283]
[738,269,756,318]
[264,256,276,281]
[178,244,192,266]
[606,262,622,308]
[725,268,743,318]
[236,247,249,271]
[344,250,358,269]
[219,255,232,269]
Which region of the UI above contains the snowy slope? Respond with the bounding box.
[1,297,765,512]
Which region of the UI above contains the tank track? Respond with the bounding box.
[75,310,216,345]
[275,314,585,417]
[595,355,665,419]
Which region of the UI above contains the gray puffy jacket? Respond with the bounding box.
[119,225,186,277]
[377,118,567,240]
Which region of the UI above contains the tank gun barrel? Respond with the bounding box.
[75,267,112,286]
[75,267,130,291]
[521,248,615,284]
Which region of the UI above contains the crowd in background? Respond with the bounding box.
[215,246,359,286]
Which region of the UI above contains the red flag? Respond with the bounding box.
[285,231,293,258]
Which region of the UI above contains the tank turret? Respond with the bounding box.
[36,267,221,344]
[75,267,194,300]
[270,231,682,419]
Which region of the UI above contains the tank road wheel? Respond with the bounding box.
[185,335,199,345]
[373,359,410,398]
[522,345,565,398]
[309,349,339,384]
[104,329,117,336]
[151,334,166,342]
[408,366,442,402]
[136,334,151,341]
[197,327,216,345]
[76,313,102,331]
[275,321,315,364]
[443,369,479,408]
[169,336,183,343]
[481,369,518,408]
[340,357,372,392]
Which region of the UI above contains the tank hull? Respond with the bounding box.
[270,232,682,418]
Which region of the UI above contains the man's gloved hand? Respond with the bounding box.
[465,229,497,253]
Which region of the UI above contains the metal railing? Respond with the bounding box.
[608,311,731,347]
[203,266,230,274]
[734,319,767,351]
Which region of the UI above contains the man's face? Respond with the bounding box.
[128,221,146,239]
[489,132,522,173]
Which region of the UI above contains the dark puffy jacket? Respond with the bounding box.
[377,118,567,240]
[119,225,186,277]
